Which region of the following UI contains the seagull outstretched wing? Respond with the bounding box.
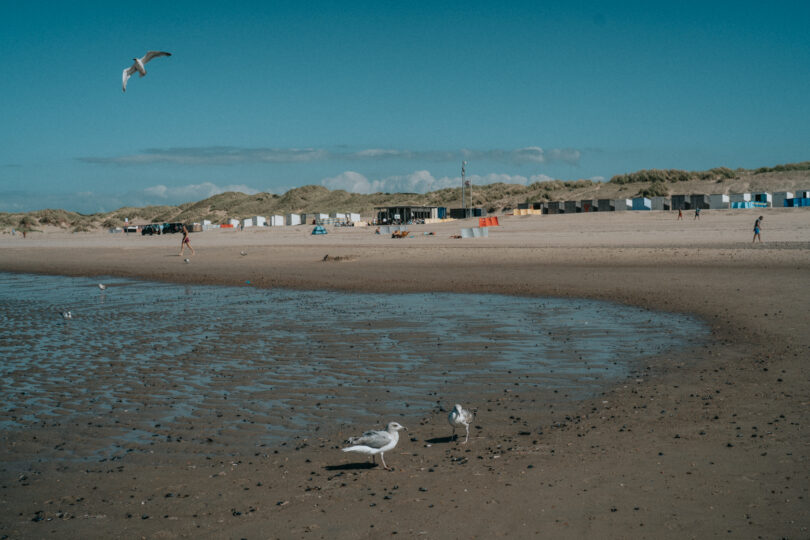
[122,66,137,92]
[141,51,171,64]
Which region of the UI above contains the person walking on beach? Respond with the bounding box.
[753,216,763,243]
[179,225,195,256]
[677,208,683,220]
[694,207,701,220]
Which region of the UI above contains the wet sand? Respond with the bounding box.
[1,208,809,538]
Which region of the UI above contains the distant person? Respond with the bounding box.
[694,207,701,220]
[179,225,195,256]
[677,208,683,220]
[753,216,763,243]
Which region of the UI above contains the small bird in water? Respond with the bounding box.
[448,404,474,443]
[98,283,106,290]
[342,422,406,470]
[61,310,72,319]
[240,251,247,256]
[184,258,190,263]
[122,51,171,92]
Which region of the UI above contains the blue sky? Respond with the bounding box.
[1,1,808,213]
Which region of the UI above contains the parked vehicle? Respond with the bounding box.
[141,224,162,235]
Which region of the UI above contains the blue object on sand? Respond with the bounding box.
[312,225,327,235]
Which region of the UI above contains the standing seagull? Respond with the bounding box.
[448,404,474,443]
[342,422,406,470]
[98,283,106,290]
[122,51,171,92]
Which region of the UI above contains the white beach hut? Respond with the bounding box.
[772,192,793,208]
[252,216,266,227]
[709,194,730,209]
[286,213,302,226]
[650,197,671,210]
[228,218,240,228]
[613,199,632,211]
[730,193,751,203]
[349,213,361,223]
[242,218,253,228]
[270,215,285,227]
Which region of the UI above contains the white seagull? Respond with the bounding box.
[448,404,474,443]
[342,422,406,470]
[61,310,72,319]
[98,283,106,290]
[122,51,172,92]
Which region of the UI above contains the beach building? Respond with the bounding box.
[690,194,710,210]
[252,216,266,227]
[752,192,772,207]
[303,213,329,224]
[269,215,284,226]
[375,206,441,224]
[348,213,361,223]
[730,193,751,203]
[631,197,651,211]
[650,197,671,211]
[709,194,730,209]
[286,213,301,226]
[613,199,632,211]
[597,199,614,212]
[228,218,240,227]
[772,192,793,208]
[242,218,253,228]
[546,201,563,214]
[564,200,581,213]
[671,195,691,210]
[580,199,597,212]
[797,190,810,198]
[330,212,347,221]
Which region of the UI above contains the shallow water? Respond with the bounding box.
[0,273,708,460]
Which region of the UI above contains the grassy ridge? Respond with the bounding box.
[2,161,808,232]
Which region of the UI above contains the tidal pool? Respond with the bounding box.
[0,273,708,460]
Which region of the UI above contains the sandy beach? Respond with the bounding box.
[1,208,809,539]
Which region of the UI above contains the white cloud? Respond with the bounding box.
[321,170,557,194]
[141,182,259,201]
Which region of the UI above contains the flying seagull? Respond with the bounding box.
[122,51,171,92]
[448,404,474,443]
[342,422,406,470]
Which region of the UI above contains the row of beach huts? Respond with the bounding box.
[515,190,810,215]
[202,212,364,230]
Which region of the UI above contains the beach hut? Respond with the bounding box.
[331,212,347,221]
[709,194,730,209]
[580,199,597,212]
[242,218,253,228]
[269,215,284,226]
[252,216,266,227]
[228,218,240,227]
[671,195,691,210]
[597,199,614,212]
[690,194,710,210]
[349,213,361,223]
[797,190,810,199]
[564,200,581,213]
[286,213,301,226]
[631,197,651,211]
[752,192,772,207]
[546,201,563,214]
[772,192,793,208]
[613,199,632,211]
[650,197,671,211]
[730,193,751,203]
